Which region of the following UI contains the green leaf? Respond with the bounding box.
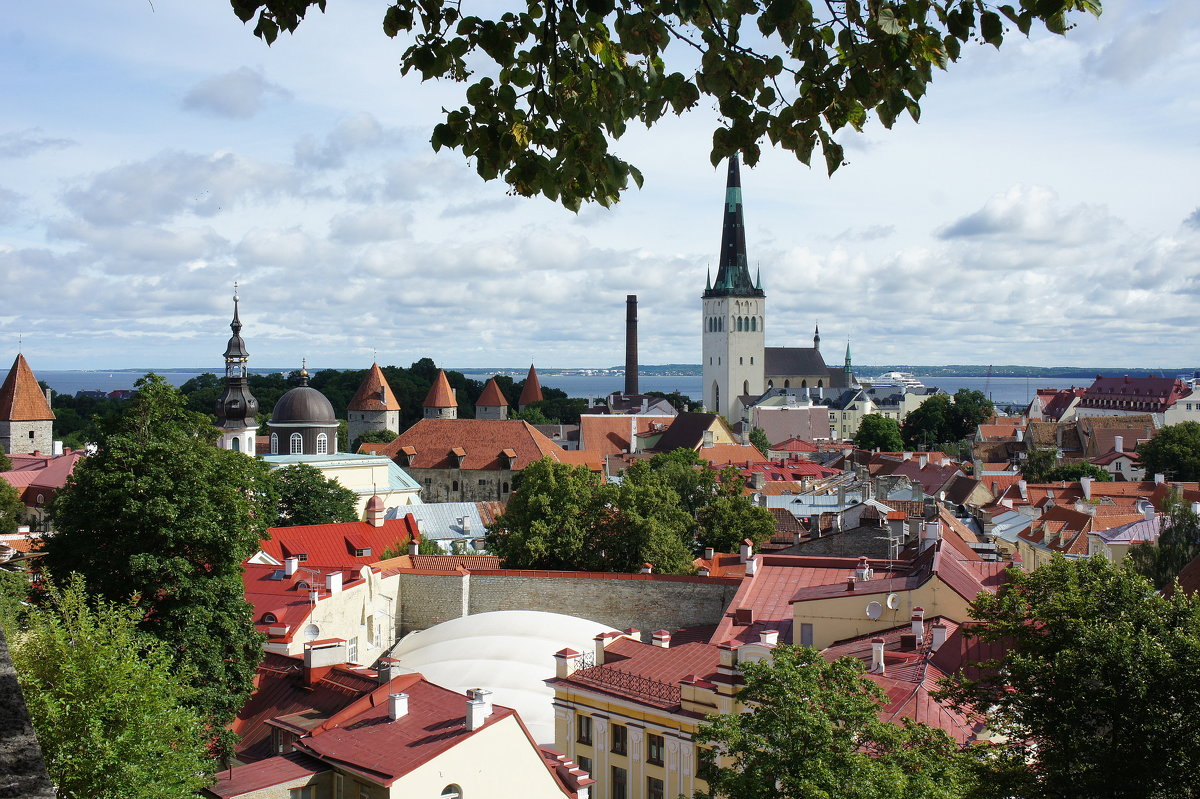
[980,10,1004,46]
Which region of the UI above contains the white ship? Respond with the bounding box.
[861,371,926,390]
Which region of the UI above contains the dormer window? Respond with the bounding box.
[296,580,309,589]
[354,548,372,557]
[261,612,277,624]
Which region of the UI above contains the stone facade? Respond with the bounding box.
[347,408,400,447]
[0,419,53,457]
[406,467,516,503]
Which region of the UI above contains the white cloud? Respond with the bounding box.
[294,113,402,170]
[936,186,1113,246]
[1082,2,1197,82]
[182,66,292,119]
[0,128,75,159]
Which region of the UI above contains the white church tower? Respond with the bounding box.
[702,156,765,419]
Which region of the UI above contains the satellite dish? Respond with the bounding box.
[886,593,900,610]
[866,601,883,620]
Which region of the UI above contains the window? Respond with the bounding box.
[578,755,592,776]
[478,479,487,486]
[28,430,34,439]
[502,482,510,493]
[452,480,459,491]
[576,713,593,745]
[290,432,303,454]
[231,437,240,452]
[289,787,317,799]
[347,636,358,663]
[647,733,664,765]
[800,622,814,648]
[1116,460,1124,472]
[647,776,664,799]
[353,548,372,557]
[611,723,627,755]
[270,433,279,454]
[611,766,627,799]
[295,553,308,562]
[262,612,278,624]
[441,785,463,799]
[316,433,328,454]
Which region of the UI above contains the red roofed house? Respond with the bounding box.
[209,647,587,799]
[1026,387,1085,422]
[0,354,55,456]
[1,448,85,524]
[376,419,567,502]
[346,363,402,446]
[1075,375,1200,426]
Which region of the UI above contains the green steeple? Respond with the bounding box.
[703,155,764,299]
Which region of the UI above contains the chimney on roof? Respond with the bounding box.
[903,451,912,461]
[1143,501,1155,522]
[703,430,714,448]
[758,629,778,646]
[469,687,493,716]
[1018,480,1028,500]
[855,556,872,581]
[1155,473,1166,485]
[740,539,754,563]
[745,556,759,576]
[698,567,711,577]
[625,294,639,396]
[652,630,671,648]
[911,608,925,639]
[408,539,419,556]
[326,572,343,594]
[870,638,885,674]
[285,556,298,577]
[640,563,653,574]
[704,546,715,560]
[920,521,941,553]
[846,575,857,591]
[1114,435,1124,453]
[304,639,347,685]
[1016,428,1024,442]
[930,622,948,652]
[1080,476,1093,500]
[466,698,489,731]
[377,657,400,684]
[389,692,409,720]
[555,648,583,678]
[919,454,928,469]
[366,494,385,527]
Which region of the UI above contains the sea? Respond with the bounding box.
[39,369,1062,408]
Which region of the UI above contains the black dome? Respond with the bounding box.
[270,386,336,425]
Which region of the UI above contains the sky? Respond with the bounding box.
[2,0,1198,372]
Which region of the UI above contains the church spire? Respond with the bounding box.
[215,287,259,453]
[814,323,821,350]
[703,155,763,298]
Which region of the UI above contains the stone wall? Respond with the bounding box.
[406,468,514,503]
[397,570,741,637]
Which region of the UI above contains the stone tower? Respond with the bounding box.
[423,369,458,420]
[702,155,765,419]
[347,362,401,445]
[0,354,54,456]
[214,289,260,455]
[476,377,509,421]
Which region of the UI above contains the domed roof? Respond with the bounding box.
[270,385,336,426]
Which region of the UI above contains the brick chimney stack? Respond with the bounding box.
[625,294,639,396]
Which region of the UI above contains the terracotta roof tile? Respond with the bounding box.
[476,377,509,408]
[699,443,767,467]
[257,517,419,569]
[0,355,54,422]
[578,415,662,457]
[518,364,543,406]
[379,419,566,470]
[423,370,456,408]
[409,554,501,570]
[347,363,401,412]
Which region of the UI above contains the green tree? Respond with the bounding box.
[486,458,602,570]
[695,494,775,554]
[748,427,770,455]
[1128,500,1200,591]
[853,414,904,451]
[6,575,213,799]
[901,393,955,448]
[1137,422,1200,482]
[647,448,719,517]
[0,477,24,534]
[232,0,1100,209]
[41,374,278,744]
[351,428,398,452]
[0,443,12,471]
[1043,462,1111,483]
[595,459,695,573]
[949,388,995,440]
[271,463,360,526]
[937,556,1200,799]
[513,406,554,425]
[1021,445,1057,482]
[696,644,976,799]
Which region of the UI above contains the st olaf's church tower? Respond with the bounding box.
[702,156,764,419]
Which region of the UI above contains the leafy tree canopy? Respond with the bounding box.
[1128,499,1200,591]
[853,413,903,451]
[1137,421,1200,482]
[42,374,277,742]
[0,443,12,471]
[231,0,1100,209]
[6,575,213,799]
[901,389,994,448]
[1041,461,1110,483]
[937,556,1200,799]
[1020,444,1057,482]
[351,428,398,452]
[271,463,360,526]
[0,476,24,534]
[748,426,770,455]
[696,643,977,799]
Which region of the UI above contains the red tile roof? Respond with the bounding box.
[549,637,722,711]
[0,354,54,421]
[243,563,370,642]
[409,554,501,570]
[476,377,509,408]
[698,443,768,467]
[423,370,456,408]
[257,517,419,569]
[378,419,566,470]
[578,415,662,457]
[206,750,327,798]
[1079,375,1190,413]
[518,364,543,406]
[1,450,84,506]
[769,437,819,453]
[348,363,401,412]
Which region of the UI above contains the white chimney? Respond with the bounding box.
[758,629,778,646]
[1192,502,1200,516]
[911,608,925,639]
[1080,476,1093,500]
[640,563,653,574]
[870,638,885,674]
[469,688,494,716]
[919,454,928,469]
[652,630,671,648]
[921,521,941,552]
[389,692,409,720]
[326,572,342,594]
[930,622,948,652]
[1016,428,1024,442]
[704,546,715,561]
[745,556,759,576]
[702,430,714,448]
[52,440,64,456]
[466,698,488,730]
[1155,473,1166,485]
[740,538,753,563]
[855,556,871,581]
[285,556,298,577]
[1113,435,1124,453]
[1018,480,1028,500]
[902,452,912,461]
[309,588,319,604]
[1143,502,1155,522]
[408,539,419,556]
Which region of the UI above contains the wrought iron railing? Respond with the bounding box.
[571,666,681,706]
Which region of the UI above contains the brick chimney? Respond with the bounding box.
[625,295,639,396]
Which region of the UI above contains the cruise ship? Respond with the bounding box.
[861,371,926,390]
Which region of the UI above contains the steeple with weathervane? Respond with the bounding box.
[215,284,260,455]
[701,155,766,419]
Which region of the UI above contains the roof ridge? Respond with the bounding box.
[0,354,55,422]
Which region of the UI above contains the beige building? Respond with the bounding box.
[262,453,422,516]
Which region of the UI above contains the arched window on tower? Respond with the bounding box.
[744,380,750,395]
[231,437,240,452]
[817,380,824,388]
[751,317,757,331]
[800,380,807,388]
[270,433,279,454]
[316,433,328,454]
[712,382,720,413]
[290,433,303,454]
[736,317,742,332]
[784,380,791,389]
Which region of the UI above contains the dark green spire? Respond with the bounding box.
[703,155,763,299]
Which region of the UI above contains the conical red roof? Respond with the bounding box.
[423,369,457,408]
[348,363,401,412]
[477,377,509,408]
[518,364,543,406]
[0,354,54,421]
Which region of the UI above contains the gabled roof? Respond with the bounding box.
[652,412,724,453]
[548,636,722,712]
[763,347,830,378]
[347,363,401,412]
[257,517,420,569]
[698,443,767,467]
[477,377,509,408]
[578,415,662,457]
[0,354,54,422]
[1079,375,1190,412]
[378,419,565,470]
[518,364,544,406]
[423,370,456,408]
[769,437,820,453]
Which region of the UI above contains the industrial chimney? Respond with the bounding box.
[625,294,639,396]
